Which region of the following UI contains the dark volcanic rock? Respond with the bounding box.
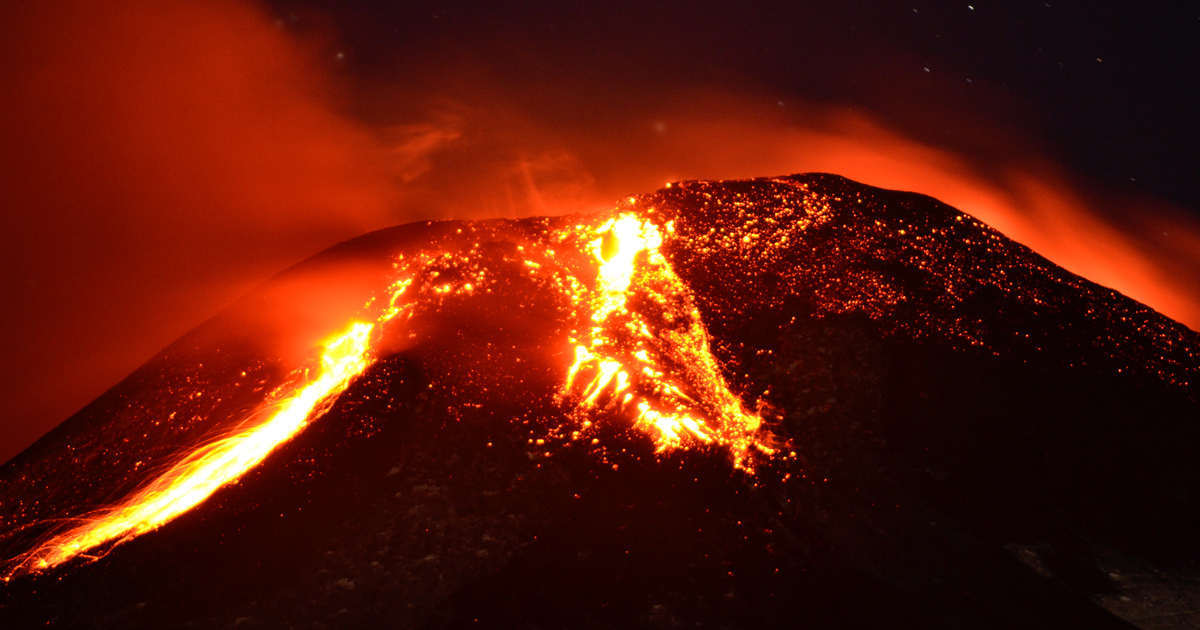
[1,174,1197,629]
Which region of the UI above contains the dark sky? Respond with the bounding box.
[1,0,1197,463]
[270,0,1199,211]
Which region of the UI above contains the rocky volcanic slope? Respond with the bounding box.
[1,174,1198,629]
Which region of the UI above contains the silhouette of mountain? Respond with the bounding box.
[1,174,1196,628]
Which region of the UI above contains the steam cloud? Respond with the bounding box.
[1,0,1197,462]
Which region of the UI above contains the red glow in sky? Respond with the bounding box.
[1,0,1197,463]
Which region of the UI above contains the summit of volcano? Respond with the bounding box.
[1,173,1197,629]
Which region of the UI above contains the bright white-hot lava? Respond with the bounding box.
[564,214,774,469]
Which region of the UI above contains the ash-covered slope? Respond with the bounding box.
[1,174,1197,629]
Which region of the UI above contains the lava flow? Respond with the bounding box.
[4,322,374,577]
[3,174,1198,628]
[563,214,774,469]
[3,206,778,578]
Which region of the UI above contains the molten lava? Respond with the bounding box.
[3,174,1198,629]
[563,214,773,468]
[6,322,374,577]
[4,207,780,577]
[13,171,1188,582]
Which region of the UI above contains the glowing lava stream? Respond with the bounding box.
[8,322,375,576]
[6,210,776,577]
[564,214,774,469]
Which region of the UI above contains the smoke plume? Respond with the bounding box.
[2,0,1198,463]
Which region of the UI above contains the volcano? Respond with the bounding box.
[1,173,1198,628]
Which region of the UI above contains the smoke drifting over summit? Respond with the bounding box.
[1,0,1198,462]
[0,0,397,460]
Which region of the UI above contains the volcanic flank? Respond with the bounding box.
[1,174,1198,628]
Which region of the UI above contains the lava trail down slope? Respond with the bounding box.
[1,173,1198,629]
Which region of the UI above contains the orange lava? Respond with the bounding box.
[5,322,374,577]
[4,203,785,577]
[563,214,773,469]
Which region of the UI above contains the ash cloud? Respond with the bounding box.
[3,0,1198,463]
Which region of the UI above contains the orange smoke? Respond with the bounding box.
[371,83,1200,331]
[3,0,1198,466]
[0,0,398,462]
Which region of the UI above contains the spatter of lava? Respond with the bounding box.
[4,210,776,578]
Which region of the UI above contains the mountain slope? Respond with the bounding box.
[1,174,1196,628]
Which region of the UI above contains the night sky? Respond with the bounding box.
[269,0,1199,210]
[1,0,1197,463]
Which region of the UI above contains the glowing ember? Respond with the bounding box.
[6,322,374,576]
[563,214,774,469]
